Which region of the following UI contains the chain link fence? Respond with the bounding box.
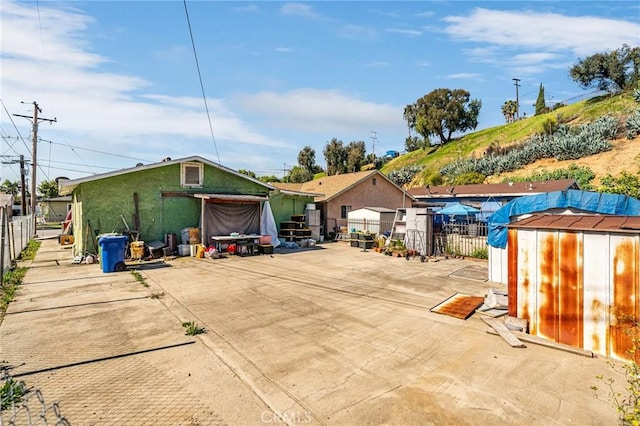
[0,366,69,425]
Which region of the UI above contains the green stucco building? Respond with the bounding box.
[59,156,312,256]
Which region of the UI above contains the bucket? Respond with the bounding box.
[130,241,145,260]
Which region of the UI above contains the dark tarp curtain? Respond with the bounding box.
[203,202,260,243]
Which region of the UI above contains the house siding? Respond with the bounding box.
[268,192,314,230]
[324,175,410,234]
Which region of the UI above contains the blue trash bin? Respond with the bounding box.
[98,235,129,273]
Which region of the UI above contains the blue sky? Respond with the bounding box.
[1,1,639,185]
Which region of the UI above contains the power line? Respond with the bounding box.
[183,0,220,165]
[38,138,153,163]
[0,98,32,155]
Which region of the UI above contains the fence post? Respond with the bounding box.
[0,206,6,284]
[9,220,15,261]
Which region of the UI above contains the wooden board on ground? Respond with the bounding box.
[486,329,595,358]
[482,317,526,348]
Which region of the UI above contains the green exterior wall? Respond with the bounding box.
[268,192,314,231]
[70,161,269,255]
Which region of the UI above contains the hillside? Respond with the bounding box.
[381,91,640,188]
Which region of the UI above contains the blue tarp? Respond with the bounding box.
[487,190,640,248]
[477,201,503,223]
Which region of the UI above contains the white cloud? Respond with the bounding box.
[232,4,260,14]
[337,24,377,40]
[0,0,289,178]
[386,28,422,37]
[275,47,294,53]
[365,62,389,68]
[280,3,318,18]
[443,8,640,56]
[447,73,481,80]
[233,89,403,135]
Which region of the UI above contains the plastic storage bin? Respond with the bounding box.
[98,235,128,273]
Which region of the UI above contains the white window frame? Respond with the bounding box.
[181,162,204,187]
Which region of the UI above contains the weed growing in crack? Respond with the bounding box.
[182,321,205,336]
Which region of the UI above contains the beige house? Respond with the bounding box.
[38,196,72,223]
[273,170,414,238]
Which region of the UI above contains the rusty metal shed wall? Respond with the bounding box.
[508,218,640,361]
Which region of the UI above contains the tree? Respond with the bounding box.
[1,179,19,196]
[405,136,426,152]
[259,175,280,183]
[405,88,482,145]
[238,169,257,179]
[346,140,366,172]
[535,83,547,115]
[501,100,517,123]
[323,138,347,176]
[569,44,640,93]
[37,179,59,198]
[297,146,318,175]
[286,166,313,183]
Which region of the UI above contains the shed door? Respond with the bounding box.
[609,235,640,360]
[534,230,583,347]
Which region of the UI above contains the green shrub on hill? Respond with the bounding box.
[501,164,596,190]
[439,116,619,180]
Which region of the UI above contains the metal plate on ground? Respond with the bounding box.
[447,264,488,282]
[430,293,485,320]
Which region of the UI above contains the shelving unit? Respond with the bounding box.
[349,232,375,249]
[279,214,312,243]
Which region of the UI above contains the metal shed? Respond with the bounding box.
[347,207,396,236]
[488,190,640,284]
[507,214,640,360]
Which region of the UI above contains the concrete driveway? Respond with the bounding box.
[0,239,621,425]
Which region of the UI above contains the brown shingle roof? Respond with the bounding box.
[407,179,577,198]
[273,170,409,202]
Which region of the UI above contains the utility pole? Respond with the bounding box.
[370,131,377,158]
[14,102,56,237]
[513,78,521,120]
[18,155,26,216]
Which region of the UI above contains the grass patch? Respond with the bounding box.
[182,321,205,336]
[0,268,27,320]
[470,247,488,260]
[20,240,41,261]
[130,270,149,287]
[0,374,27,411]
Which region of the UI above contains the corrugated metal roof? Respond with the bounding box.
[509,214,640,233]
[407,179,577,198]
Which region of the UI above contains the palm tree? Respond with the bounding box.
[1,179,19,196]
[501,100,518,123]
